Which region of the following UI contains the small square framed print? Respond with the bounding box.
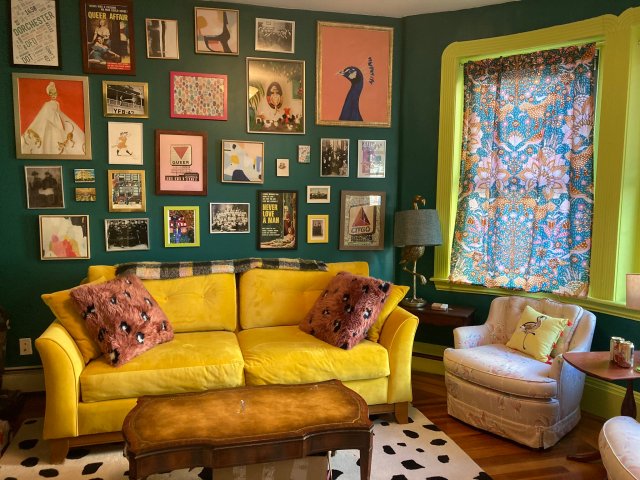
[164,206,200,247]
[306,185,330,204]
[146,18,179,59]
[307,214,329,243]
[39,214,90,260]
[210,203,250,233]
[276,158,289,177]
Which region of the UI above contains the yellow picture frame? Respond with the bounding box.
[307,214,329,244]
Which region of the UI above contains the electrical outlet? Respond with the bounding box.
[19,338,32,355]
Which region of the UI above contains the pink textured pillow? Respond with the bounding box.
[300,271,391,349]
[70,275,173,366]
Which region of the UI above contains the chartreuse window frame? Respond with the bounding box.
[433,8,640,320]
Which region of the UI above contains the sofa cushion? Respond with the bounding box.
[367,284,409,342]
[238,325,390,385]
[70,275,174,366]
[300,272,390,349]
[505,305,567,363]
[80,331,244,402]
[443,344,557,399]
[239,261,369,329]
[599,416,640,480]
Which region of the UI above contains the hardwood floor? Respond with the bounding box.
[11,372,607,479]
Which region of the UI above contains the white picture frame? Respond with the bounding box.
[357,140,386,178]
[306,185,331,204]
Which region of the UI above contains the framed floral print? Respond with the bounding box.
[170,71,227,120]
[339,190,386,250]
[316,22,393,127]
[247,57,305,134]
[164,206,200,247]
[11,0,61,68]
[108,169,146,212]
[39,214,90,260]
[79,0,135,75]
[194,7,239,55]
[257,190,297,250]
[12,73,91,160]
[156,130,207,195]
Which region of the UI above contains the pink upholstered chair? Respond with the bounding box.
[443,296,596,449]
[599,416,640,480]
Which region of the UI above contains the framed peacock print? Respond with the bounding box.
[316,22,393,128]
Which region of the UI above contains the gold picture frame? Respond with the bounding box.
[102,80,149,118]
[307,214,329,244]
[108,169,146,212]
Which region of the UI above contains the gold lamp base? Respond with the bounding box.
[400,296,427,308]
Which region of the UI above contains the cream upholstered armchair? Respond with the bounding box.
[599,416,640,480]
[443,296,596,449]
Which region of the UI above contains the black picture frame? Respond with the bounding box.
[257,190,298,250]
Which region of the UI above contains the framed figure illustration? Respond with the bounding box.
[247,57,305,134]
[25,166,64,209]
[12,73,91,160]
[105,218,149,251]
[257,190,297,250]
[339,190,386,250]
[156,130,207,195]
[145,18,179,59]
[210,203,250,233]
[39,214,90,260]
[221,140,264,184]
[79,0,135,75]
[108,122,143,164]
[108,169,146,212]
[102,80,148,118]
[170,72,227,120]
[316,22,393,127]
[11,0,61,68]
[194,7,239,55]
[357,140,386,178]
[164,206,200,247]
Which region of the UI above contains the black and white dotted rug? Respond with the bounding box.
[0,407,491,479]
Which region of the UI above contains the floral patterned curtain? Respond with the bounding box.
[450,44,596,296]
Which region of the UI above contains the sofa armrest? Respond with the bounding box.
[453,324,492,349]
[378,306,418,404]
[34,321,85,440]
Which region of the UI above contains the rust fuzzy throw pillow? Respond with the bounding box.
[70,275,173,366]
[300,271,391,349]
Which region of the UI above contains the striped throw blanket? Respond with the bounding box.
[114,257,328,280]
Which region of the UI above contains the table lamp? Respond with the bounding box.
[627,274,640,310]
[394,195,442,308]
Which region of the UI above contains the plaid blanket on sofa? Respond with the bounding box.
[114,257,328,280]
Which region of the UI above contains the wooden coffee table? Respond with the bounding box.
[122,380,373,479]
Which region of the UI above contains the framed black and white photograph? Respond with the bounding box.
[104,218,150,251]
[25,166,64,209]
[145,18,179,59]
[11,0,61,68]
[276,158,289,177]
[320,138,349,177]
[209,203,250,234]
[306,185,330,204]
[102,80,148,118]
[255,18,295,54]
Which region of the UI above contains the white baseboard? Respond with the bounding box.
[2,367,44,392]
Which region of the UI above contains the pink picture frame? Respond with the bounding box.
[316,22,393,127]
[170,71,227,120]
[155,130,207,195]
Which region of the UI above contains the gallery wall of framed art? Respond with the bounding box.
[1,0,402,369]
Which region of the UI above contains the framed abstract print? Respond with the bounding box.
[339,190,386,250]
[221,140,264,184]
[25,166,64,209]
[108,121,143,164]
[257,190,297,250]
[255,18,295,54]
[13,73,91,160]
[194,7,239,55]
[247,57,305,134]
[39,214,90,260]
[156,130,207,195]
[320,138,349,177]
[170,71,227,120]
[11,0,61,68]
[102,80,148,118]
[145,18,179,59]
[105,218,149,251]
[164,206,200,247]
[307,215,329,244]
[357,140,386,178]
[316,22,393,127]
[108,169,146,212]
[210,203,250,234]
[79,0,135,75]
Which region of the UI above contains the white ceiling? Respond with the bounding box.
[215,0,518,18]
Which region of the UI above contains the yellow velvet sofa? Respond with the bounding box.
[36,261,418,463]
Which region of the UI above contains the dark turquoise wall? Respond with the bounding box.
[400,0,640,349]
[0,1,402,367]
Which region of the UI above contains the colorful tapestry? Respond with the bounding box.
[450,44,596,296]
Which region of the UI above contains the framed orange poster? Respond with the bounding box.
[316,22,393,128]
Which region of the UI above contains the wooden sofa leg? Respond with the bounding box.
[49,438,69,464]
[394,402,409,424]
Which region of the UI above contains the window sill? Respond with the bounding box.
[432,278,640,321]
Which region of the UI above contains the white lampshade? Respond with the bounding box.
[627,274,640,310]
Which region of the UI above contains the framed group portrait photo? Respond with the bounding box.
[105,218,150,251]
[79,0,135,75]
[255,18,295,54]
[210,203,250,234]
[339,190,386,250]
[12,73,92,160]
[10,0,61,68]
[316,22,393,127]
